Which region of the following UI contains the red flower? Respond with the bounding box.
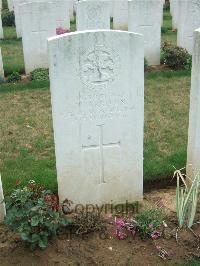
[44,194,59,211]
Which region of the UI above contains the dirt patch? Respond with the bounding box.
[145,65,172,73]
[0,188,199,266]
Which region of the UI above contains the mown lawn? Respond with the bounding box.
[0,70,191,195]
[162,10,177,45]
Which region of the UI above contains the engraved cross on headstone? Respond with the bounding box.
[82,124,120,184]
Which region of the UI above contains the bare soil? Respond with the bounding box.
[0,187,200,266]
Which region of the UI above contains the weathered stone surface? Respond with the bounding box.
[48,30,144,205]
[7,0,14,11]
[128,0,162,65]
[0,175,6,223]
[170,0,179,29]
[76,0,110,31]
[21,0,70,73]
[187,28,200,177]
[0,48,4,79]
[0,2,3,39]
[113,0,128,30]
[177,0,200,54]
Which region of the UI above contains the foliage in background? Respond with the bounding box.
[136,203,165,239]
[161,42,192,70]
[144,57,148,71]
[174,168,200,228]
[7,71,21,83]
[163,1,170,11]
[5,180,69,248]
[2,10,15,27]
[30,68,49,81]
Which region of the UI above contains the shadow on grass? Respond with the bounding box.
[145,69,191,80]
[0,80,50,93]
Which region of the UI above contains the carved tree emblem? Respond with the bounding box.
[80,46,120,87]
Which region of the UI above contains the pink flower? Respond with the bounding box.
[151,230,162,240]
[56,27,70,35]
[114,217,125,227]
[113,229,127,240]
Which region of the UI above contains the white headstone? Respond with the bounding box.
[21,1,70,73]
[113,0,128,30]
[76,0,110,31]
[128,0,162,65]
[0,3,3,39]
[13,0,26,38]
[48,30,144,205]
[177,0,200,54]
[170,0,179,29]
[8,0,14,11]
[14,0,70,39]
[0,175,6,223]
[0,48,4,79]
[187,28,200,178]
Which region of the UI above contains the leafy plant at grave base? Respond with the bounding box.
[161,42,192,70]
[174,168,200,229]
[30,68,49,81]
[144,57,148,71]
[2,10,15,27]
[73,212,107,235]
[185,54,192,71]
[136,203,165,239]
[5,180,69,249]
[7,72,21,83]
[56,27,70,35]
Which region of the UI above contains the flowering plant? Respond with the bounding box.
[5,180,69,248]
[112,217,136,240]
[56,27,70,35]
[136,204,165,239]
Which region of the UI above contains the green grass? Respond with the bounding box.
[162,10,177,45]
[0,70,191,194]
[0,39,25,75]
[3,26,17,39]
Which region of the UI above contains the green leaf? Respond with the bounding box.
[38,238,47,248]
[31,216,40,226]
[21,232,29,241]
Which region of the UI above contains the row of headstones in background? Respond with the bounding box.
[170,0,200,54]
[21,0,70,73]
[48,30,144,205]
[13,0,75,38]
[128,0,163,65]
[18,0,164,73]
